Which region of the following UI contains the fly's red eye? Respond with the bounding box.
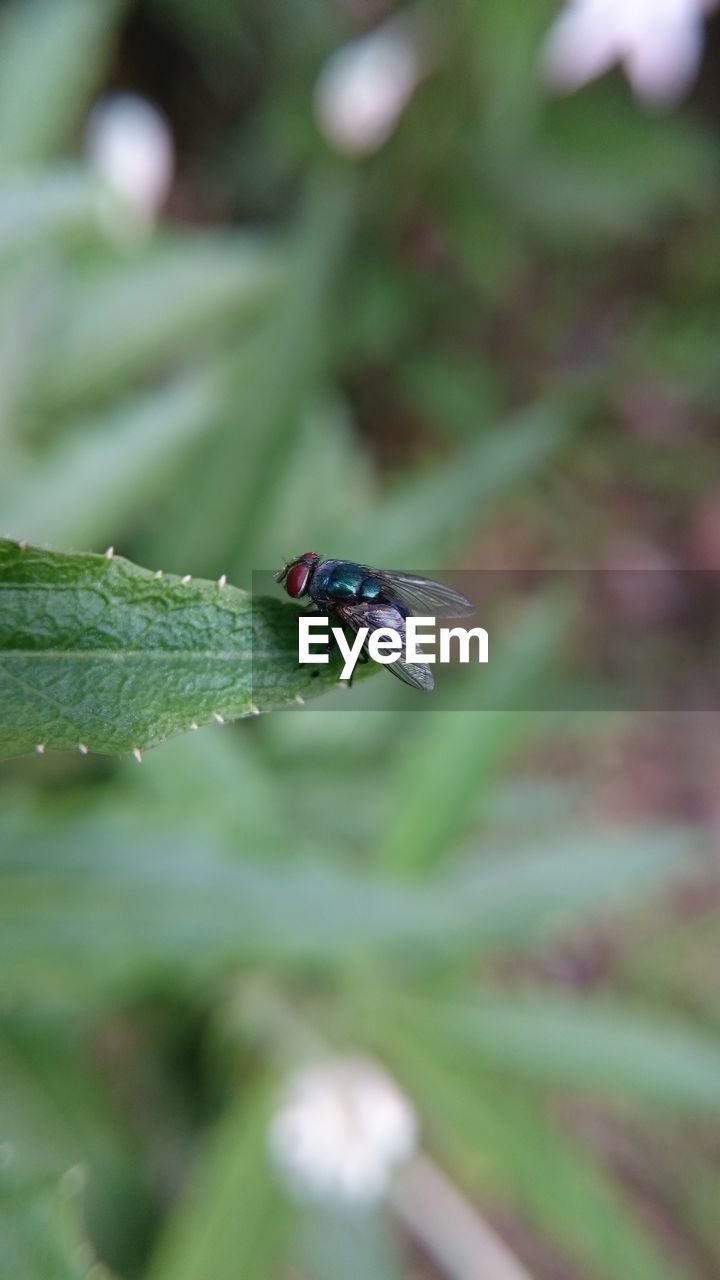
[286,562,311,598]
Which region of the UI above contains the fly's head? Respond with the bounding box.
[275,551,320,599]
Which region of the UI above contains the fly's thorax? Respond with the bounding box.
[311,560,376,604]
[329,563,365,600]
[306,559,338,601]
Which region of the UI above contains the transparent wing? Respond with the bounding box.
[370,569,474,618]
[335,603,434,692]
[386,655,434,692]
[332,600,387,632]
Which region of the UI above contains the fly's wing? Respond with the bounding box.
[367,569,475,618]
[334,602,434,692]
[329,599,376,634]
[388,655,434,691]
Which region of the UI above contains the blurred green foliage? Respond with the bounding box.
[2,1,720,1278]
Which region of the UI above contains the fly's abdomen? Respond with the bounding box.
[359,575,382,602]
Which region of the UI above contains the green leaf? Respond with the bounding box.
[292,1205,404,1280]
[439,826,696,953]
[152,166,356,578]
[0,1019,146,1274]
[0,808,690,999]
[32,236,283,414]
[0,540,365,759]
[1,368,230,548]
[342,401,572,567]
[376,598,568,875]
[372,1015,690,1280]
[236,392,376,575]
[0,167,103,253]
[0,263,50,464]
[146,1083,289,1280]
[437,992,720,1111]
[0,1161,109,1280]
[0,0,122,172]
[0,1022,126,1178]
[517,90,717,244]
[0,812,450,997]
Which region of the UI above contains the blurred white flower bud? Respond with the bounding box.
[268,1055,418,1205]
[314,19,425,155]
[540,0,718,106]
[86,93,174,237]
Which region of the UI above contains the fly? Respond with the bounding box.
[275,552,474,691]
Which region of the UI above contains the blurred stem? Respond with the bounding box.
[150,161,356,579]
[229,162,357,578]
[390,1153,536,1280]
